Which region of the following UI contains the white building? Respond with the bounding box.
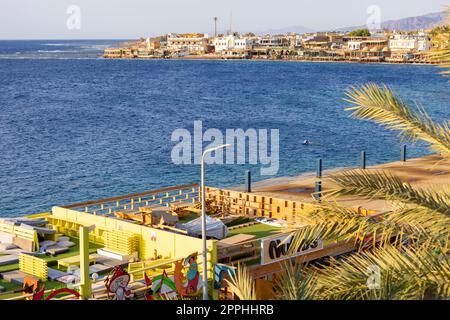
[347,41,363,51]
[257,36,286,47]
[213,35,253,53]
[235,38,253,50]
[389,33,430,52]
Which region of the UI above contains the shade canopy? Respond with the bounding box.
[178,216,228,240]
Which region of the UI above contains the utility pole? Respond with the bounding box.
[214,17,218,37]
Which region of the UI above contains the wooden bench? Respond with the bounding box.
[57,255,96,269]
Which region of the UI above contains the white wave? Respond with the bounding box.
[37,50,77,53]
[79,45,109,50]
[42,43,74,47]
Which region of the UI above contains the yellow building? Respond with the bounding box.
[166,33,210,54]
[103,48,122,59]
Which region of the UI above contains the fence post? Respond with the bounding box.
[360,151,366,169]
[401,145,407,162]
[315,181,322,203]
[245,170,251,193]
[316,158,322,178]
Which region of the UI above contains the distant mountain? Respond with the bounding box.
[335,11,448,32]
[256,11,447,36]
[258,25,314,36]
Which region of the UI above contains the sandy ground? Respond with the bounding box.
[236,154,449,212]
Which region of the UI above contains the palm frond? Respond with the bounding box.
[288,215,368,256]
[273,261,318,300]
[383,207,450,243]
[344,84,450,157]
[313,244,450,300]
[225,264,256,300]
[328,169,450,216]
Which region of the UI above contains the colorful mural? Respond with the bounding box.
[184,252,199,293]
[214,264,236,289]
[104,266,132,300]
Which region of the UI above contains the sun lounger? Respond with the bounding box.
[47,267,69,281]
[0,254,19,266]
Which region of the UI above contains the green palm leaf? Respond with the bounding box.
[344,84,450,157]
[273,261,317,300]
[328,169,450,215]
[312,244,450,300]
[225,264,256,300]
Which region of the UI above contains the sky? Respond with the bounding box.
[0,0,447,40]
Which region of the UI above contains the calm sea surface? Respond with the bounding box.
[0,40,448,217]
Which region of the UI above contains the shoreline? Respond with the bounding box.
[103,55,437,66]
[240,154,449,212]
[7,154,446,218]
[0,55,434,66]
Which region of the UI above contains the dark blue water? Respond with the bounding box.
[0,40,448,217]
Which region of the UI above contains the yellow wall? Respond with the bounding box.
[205,187,318,224]
[51,207,217,277]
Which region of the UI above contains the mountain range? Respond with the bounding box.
[258,11,447,35]
[336,11,447,32]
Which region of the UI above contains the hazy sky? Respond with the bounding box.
[0,0,447,39]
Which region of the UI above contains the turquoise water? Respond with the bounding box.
[0,40,448,217]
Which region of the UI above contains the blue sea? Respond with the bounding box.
[0,40,448,217]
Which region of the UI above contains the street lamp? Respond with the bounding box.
[201,144,231,300]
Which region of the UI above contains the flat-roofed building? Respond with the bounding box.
[213,35,253,53]
[167,33,209,54]
[344,37,389,61]
[256,35,289,48]
[103,48,123,58]
[389,33,431,52]
[346,37,388,51]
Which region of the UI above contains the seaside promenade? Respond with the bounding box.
[246,154,449,212]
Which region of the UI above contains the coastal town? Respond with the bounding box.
[103,27,448,63]
[1,1,448,305]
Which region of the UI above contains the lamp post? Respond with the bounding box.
[201,144,231,300]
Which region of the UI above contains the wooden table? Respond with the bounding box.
[218,234,256,247]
